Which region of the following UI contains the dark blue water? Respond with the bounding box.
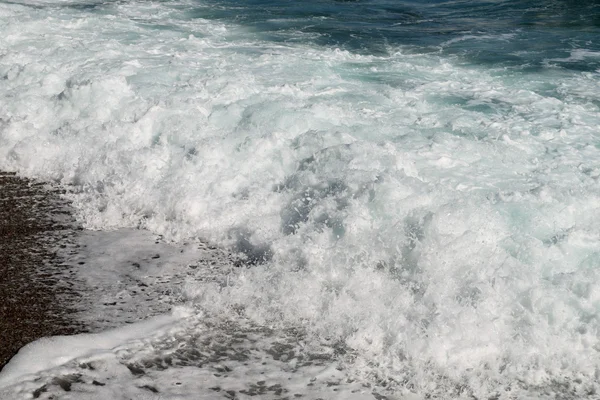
[191,0,600,71]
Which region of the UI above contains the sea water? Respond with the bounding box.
[1,0,600,398]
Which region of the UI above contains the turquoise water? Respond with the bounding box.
[194,0,600,69]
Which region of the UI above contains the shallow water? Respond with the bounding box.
[1,0,600,398]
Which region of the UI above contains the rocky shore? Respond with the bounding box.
[0,172,85,370]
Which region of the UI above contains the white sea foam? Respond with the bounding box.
[0,315,180,389]
[1,0,600,398]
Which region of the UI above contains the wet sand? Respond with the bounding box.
[0,172,85,371]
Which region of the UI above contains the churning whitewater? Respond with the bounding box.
[1,0,600,398]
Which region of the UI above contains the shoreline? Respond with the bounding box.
[0,171,224,374]
[0,172,86,371]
